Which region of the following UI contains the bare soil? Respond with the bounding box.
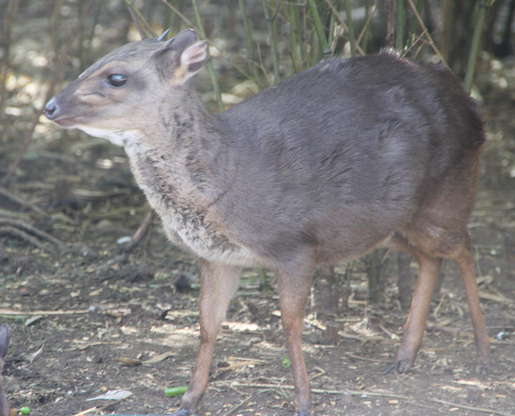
[1,3,515,416]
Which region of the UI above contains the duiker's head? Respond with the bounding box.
[44,29,208,146]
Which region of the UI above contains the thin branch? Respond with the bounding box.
[323,0,365,56]
[124,0,156,38]
[355,1,377,47]
[405,0,449,69]
[162,0,197,33]
[0,187,48,218]
[0,218,63,246]
[0,226,55,253]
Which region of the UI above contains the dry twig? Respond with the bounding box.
[430,398,514,416]
[0,309,90,316]
[214,381,411,400]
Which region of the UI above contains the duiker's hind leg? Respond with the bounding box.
[453,238,490,374]
[275,253,316,416]
[385,232,490,374]
[385,235,442,373]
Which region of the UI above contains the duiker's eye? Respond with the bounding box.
[107,74,127,87]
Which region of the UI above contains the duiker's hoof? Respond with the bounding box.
[170,408,193,416]
[474,362,491,375]
[384,358,414,374]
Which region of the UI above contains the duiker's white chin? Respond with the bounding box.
[76,125,140,147]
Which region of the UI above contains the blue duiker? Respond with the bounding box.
[44,29,490,416]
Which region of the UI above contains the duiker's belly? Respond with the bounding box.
[160,211,262,267]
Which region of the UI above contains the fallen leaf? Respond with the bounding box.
[85,389,133,401]
[116,357,142,366]
[143,351,174,364]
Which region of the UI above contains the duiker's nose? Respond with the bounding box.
[44,97,59,120]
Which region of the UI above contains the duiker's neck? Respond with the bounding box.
[124,87,230,207]
[129,86,219,148]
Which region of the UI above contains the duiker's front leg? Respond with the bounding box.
[173,261,240,416]
[276,259,315,416]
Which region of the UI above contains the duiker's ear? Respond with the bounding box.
[154,29,207,85]
[168,29,197,51]
[178,41,208,82]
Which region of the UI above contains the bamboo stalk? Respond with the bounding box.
[261,0,281,83]
[395,0,405,51]
[308,0,331,59]
[238,0,262,84]
[289,0,301,72]
[300,1,309,66]
[362,0,371,53]
[192,0,224,112]
[271,0,281,77]
[277,0,301,72]
[344,0,357,57]
[464,0,493,94]
[327,4,335,48]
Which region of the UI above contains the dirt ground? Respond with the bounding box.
[2,2,515,416]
